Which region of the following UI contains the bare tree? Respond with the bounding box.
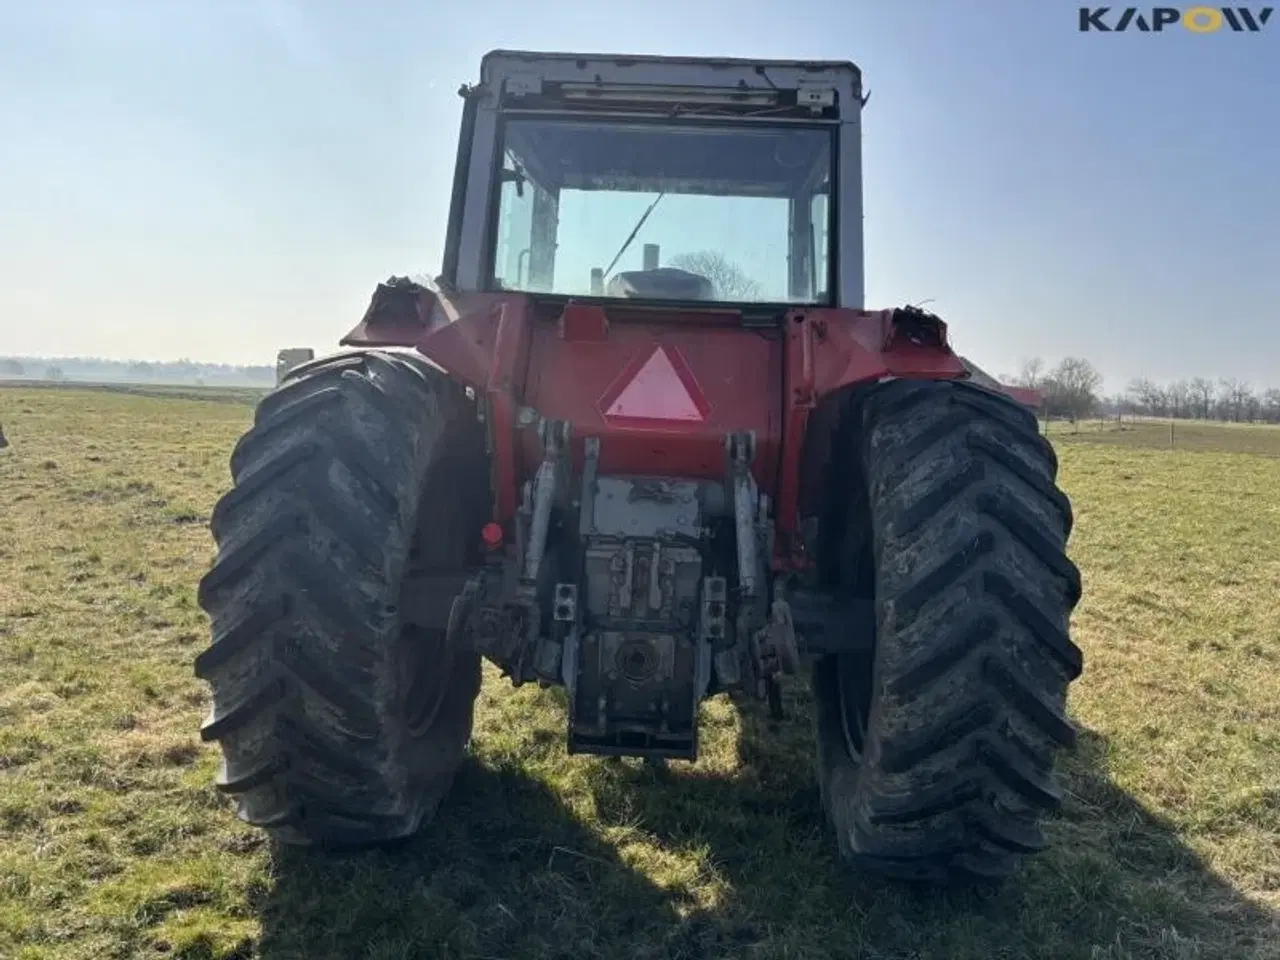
[1044,357,1103,422]
[1217,378,1255,422]
[1246,391,1262,422]
[1188,377,1214,420]
[667,251,764,300]
[1123,378,1143,415]
[1167,379,1192,419]
[1126,377,1164,417]
[1262,388,1280,424]
[1015,357,1045,389]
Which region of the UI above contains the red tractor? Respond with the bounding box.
[195,50,1082,884]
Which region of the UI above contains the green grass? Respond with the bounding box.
[1,385,1277,960]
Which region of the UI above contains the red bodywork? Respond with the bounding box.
[1001,385,1045,409]
[342,283,1022,569]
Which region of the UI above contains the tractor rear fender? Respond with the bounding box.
[342,280,980,564]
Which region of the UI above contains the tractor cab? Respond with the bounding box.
[440,51,866,312]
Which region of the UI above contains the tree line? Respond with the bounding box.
[1007,356,1280,424]
[0,356,274,386]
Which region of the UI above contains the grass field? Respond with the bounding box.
[0,379,269,407]
[1045,417,1280,458]
[1,384,1277,960]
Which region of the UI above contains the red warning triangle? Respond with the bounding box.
[603,345,707,423]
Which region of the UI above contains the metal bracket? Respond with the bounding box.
[702,575,738,691]
[578,436,600,538]
[754,599,800,679]
[553,582,581,694]
[796,81,836,113]
[723,430,776,699]
[522,418,571,586]
[726,431,760,600]
[515,418,572,685]
[751,597,800,719]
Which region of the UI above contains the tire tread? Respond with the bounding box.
[195,349,483,847]
[816,379,1084,883]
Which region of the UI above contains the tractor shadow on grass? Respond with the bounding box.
[254,689,1277,960]
[254,759,687,960]
[587,686,1279,960]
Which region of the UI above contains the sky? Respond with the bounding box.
[0,1,1276,392]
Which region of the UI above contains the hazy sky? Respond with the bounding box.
[1,1,1276,391]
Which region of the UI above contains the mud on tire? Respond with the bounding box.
[813,379,1084,883]
[195,350,488,847]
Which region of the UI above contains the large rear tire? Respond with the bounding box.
[195,350,488,847]
[813,379,1083,883]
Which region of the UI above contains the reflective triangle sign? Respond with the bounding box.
[603,345,707,423]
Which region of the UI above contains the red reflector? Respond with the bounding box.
[601,345,708,423]
[481,522,503,548]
